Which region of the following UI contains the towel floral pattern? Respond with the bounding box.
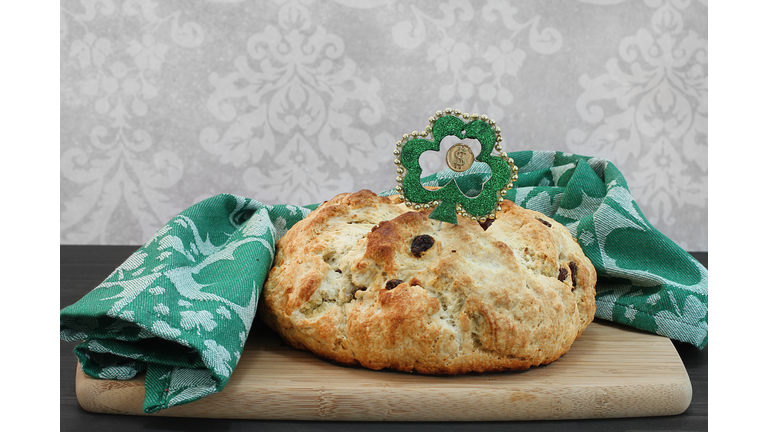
[61,194,311,412]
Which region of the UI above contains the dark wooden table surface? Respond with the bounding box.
[60,245,708,432]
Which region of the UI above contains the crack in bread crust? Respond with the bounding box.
[259,190,597,374]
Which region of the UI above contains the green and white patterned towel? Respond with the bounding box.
[60,150,708,413]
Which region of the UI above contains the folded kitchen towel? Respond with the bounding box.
[60,196,312,413]
[60,150,708,413]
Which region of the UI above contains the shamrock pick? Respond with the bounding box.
[393,108,518,225]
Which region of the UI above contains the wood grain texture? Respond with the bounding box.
[75,319,691,421]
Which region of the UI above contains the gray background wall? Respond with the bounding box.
[60,0,707,251]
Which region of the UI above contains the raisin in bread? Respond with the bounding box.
[259,190,596,374]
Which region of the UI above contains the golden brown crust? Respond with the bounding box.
[259,190,597,374]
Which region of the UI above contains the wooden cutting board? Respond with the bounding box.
[74,319,691,421]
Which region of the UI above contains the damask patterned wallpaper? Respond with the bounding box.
[60,0,708,250]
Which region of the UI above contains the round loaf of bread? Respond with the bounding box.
[260,190,596,374]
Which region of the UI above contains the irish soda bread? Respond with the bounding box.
[260,190,596,374]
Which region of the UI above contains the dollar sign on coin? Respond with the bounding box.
[446,143,474,172]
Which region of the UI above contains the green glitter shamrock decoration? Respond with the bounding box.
[393,108,518,225]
